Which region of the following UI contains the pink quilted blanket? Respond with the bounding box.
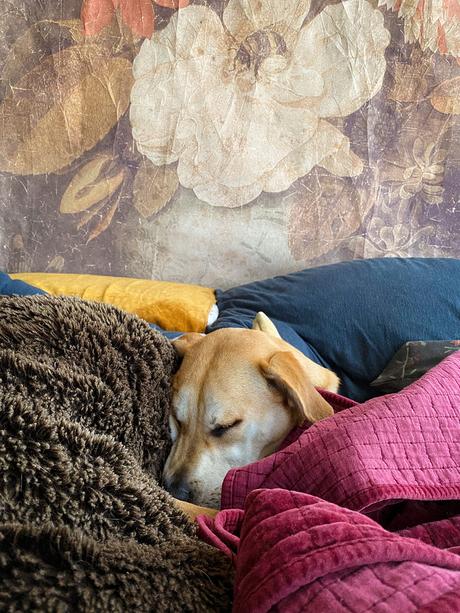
[198,353,460,611]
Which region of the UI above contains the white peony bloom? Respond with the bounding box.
[130,0,390,207]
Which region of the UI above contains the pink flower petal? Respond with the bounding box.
[120,0,155,37]
[154,0,189,8]
[81,0,115,36]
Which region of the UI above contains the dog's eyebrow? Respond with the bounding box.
[203,385,246,427]
[204,403,239,431]
[202,392,225,428]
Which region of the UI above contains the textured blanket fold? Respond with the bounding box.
[221,352,460,521]
[200,490,460,612]
[0,295,233,612]
[198,352,460,611]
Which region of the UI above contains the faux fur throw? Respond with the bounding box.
[0,295,233,612]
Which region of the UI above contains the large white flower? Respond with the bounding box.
[130,0,390,207]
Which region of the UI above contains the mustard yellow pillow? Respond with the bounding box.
[10,273,216,332]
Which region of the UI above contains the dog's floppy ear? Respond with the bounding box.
[260,351,334,425]
[172,333,204,357]
[252,312,281,339]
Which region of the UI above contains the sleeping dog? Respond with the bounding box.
[165,313,339,509]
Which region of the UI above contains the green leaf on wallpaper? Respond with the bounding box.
[61,154,125,214]
[46,255,66,272]
[87,194,121,243]
[1,20,84,90]
[388,56,430,103]
[133,161,179,219]
[288,170,374,261]
[77,199,108,230]
[0,44,133,175]
[430,77,460,115]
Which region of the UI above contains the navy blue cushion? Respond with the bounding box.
[0,272,46,296]
[149,323,183,340]
[207,258,460,401]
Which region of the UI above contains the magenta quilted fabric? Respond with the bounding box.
[200,489,460,611]
[221,352,460,514]
[197,353,460,611]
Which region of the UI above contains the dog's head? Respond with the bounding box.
[163,313,338,507]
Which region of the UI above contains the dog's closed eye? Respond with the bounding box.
[211,419,242,438]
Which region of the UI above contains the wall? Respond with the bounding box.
[0,0,458,288]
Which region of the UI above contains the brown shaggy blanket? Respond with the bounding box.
[0,295,233,612]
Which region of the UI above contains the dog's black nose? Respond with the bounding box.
[164,476,192,502]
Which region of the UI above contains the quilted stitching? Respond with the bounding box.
[197,354,460,611]
[232,490,460,612]
[221,353,460,514]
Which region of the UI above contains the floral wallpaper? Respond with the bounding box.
[0,0,458,288]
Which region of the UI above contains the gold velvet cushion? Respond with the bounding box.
[10,273,216,332]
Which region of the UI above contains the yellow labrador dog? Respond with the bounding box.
[166,313,339,509]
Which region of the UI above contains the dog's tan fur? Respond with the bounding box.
[167,313,339,509]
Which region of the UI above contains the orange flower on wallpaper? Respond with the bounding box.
[81,0,189,38]
[379,0,460,58]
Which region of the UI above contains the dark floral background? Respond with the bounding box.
[0,0,458,288]
[371,340,460,393]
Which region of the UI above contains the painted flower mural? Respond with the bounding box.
[380,136,447,205]
[348,192,435,258]
[379,0,460,58]
[130,0,390,207]
[81,0,189,37]
[398,142,447,205]
[0,0,458,284]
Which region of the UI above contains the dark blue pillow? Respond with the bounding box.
[149,323,183,340]
[207,258,460,401]
[0,272,46,296]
